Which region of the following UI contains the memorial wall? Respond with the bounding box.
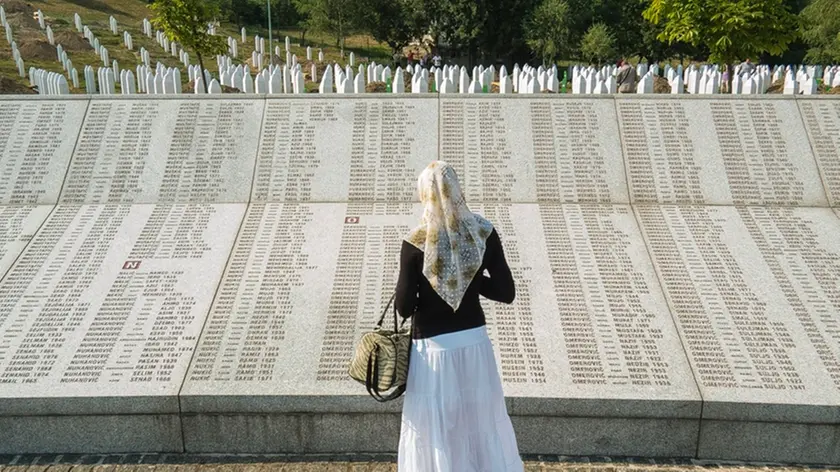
[799,99,840,206]
[0,95,838,462]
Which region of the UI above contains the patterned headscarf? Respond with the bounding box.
[405,161,494,311]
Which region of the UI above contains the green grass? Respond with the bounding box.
[1,0,391,93]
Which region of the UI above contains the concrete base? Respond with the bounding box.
[698,420,840,465]
[513,416,699,458]
[0,414,183,454]
[182,413,401,453]
[181,413,699,458]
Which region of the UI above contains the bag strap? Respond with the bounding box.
[365,345,406,402]
[375,293,396,329]
[375,293,408,332]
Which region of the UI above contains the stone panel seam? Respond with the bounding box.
[247,98,270,204]
[629,204,705,457]
[0,204,56,284]
[793,100,834,207]
[55,98,92,205]
[173,96,269,428]
[611,96,633,205]
[174,201,251,451]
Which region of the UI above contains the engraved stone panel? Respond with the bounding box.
[252,97,438,203]
[0,206,52,281]
[59,98,264,204]
[798,99,840,206]
[181,203,698,416]
[440,96,627,203]
[618,99,826,206]
[636,206,840,421]
[0,99,88,205]
[0,203,244,415]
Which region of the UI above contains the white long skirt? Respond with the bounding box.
[397,326,524,472]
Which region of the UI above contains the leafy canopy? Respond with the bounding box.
[580,22,616,64]
[293,0,357,50]
[800,0,840,63]
[524,0,572,65]
[150,0,227,75]
[354,0,423,53]
[150,0,228,56]
[643,0,799,63]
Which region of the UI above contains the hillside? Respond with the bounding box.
[0,0,391,94]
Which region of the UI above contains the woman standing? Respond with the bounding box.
[395,161,523,471]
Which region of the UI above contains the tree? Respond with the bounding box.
[478,0,539,65]
[643,0,799,65]
[355,0,423,54]
[524,0,572,66]
[216,0,262,29]
[151,0,227,86]
[293,0,357,54]
[801,0,840,63]
[580,23,615,65]
[418,0,484,65]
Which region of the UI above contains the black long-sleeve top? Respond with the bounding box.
[395,228,516,339]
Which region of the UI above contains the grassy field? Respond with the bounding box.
[0,0,392,93]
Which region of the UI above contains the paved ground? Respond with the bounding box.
[1,455,838,472]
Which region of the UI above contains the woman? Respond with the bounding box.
[395,161,523,471]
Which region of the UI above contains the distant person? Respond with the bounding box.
[736,58,755,76]
[393,50,402,69]
[722,68,730,93]
[616,60,638,93]
[396,161,522,471]
[433,53,442,68]
[407,51,415,66]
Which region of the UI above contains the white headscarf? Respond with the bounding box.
[405,161,494,311]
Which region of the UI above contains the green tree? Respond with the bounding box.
[801,0,840,63]
[478,0,538,65]
[524,0,572,65]
[580,22,615,65]
[355,0,422,54]
[419,0,484,65]
[643,0,799,65]
[151,0,227,85]
[217,0,262,29]
[293,0,357,54]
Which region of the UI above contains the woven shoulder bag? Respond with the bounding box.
[348,294,411,402]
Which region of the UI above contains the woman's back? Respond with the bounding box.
[396,228,515,339]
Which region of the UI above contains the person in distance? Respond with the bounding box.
[395,161,523,471]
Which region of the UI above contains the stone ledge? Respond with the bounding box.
[0,415,183,454]
[698,420,840,466]
[0,396,180,417]
[700,401,840,424]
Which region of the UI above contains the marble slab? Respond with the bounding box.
[440,96,627,203]
[797,99,840,207]
[0,203,245,416]
[252,97,438,203]
[617,99,827,206]
[59,98,264,204]
[635,205,840,423]
[181,203,700,419]
[0,206,53,282]
[0,99,88,205]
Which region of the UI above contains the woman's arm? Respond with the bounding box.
[479,229,516,304]
[395,241,420,318]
